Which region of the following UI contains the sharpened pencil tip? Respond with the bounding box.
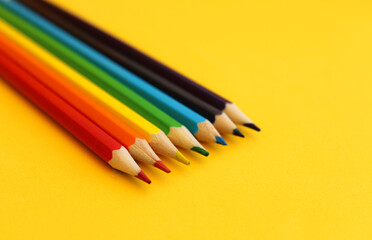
[176,151,190,165]
[191,147,209,156]
[215,136,228,145]
[233,128,245,138]
[135,170,151,184]
[244,123,261,131]
[154,161,171,173]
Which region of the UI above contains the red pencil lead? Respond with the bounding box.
[135,170,151,184]
[154,161,171,173]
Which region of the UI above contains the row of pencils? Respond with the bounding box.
[0,0,260,184]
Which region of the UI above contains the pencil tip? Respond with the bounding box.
[232,128,245,138]
[135,170,151,184]
[154,161,171,173]
[244,123,261,132]
[215,136,228,145]
[191,146,209,156]
[176,151,190,165]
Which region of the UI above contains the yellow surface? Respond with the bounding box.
[0,0,371,239]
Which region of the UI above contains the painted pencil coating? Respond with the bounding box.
[0,1,212,153]
[17,0,259,130]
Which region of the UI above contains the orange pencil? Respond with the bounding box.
[0,31,170,173]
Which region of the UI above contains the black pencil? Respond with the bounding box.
[18,0,245,136]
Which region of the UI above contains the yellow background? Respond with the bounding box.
[1,0,372,239]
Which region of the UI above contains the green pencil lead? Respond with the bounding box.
[191,146,209,156]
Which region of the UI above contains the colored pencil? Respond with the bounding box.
[0,19,189,165]
[3,1,227,145]
[17,0,244,137]
[0,51,151,184]
[18,0,260,131]
[0,31,170,173]
[0,3,210,156]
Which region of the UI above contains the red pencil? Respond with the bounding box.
[0,51,151,184]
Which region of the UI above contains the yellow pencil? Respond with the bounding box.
[0,19,190,165]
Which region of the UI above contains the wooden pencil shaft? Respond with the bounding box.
[18,0,224,123]
[0,2,182,135]
[18,0,231,111]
